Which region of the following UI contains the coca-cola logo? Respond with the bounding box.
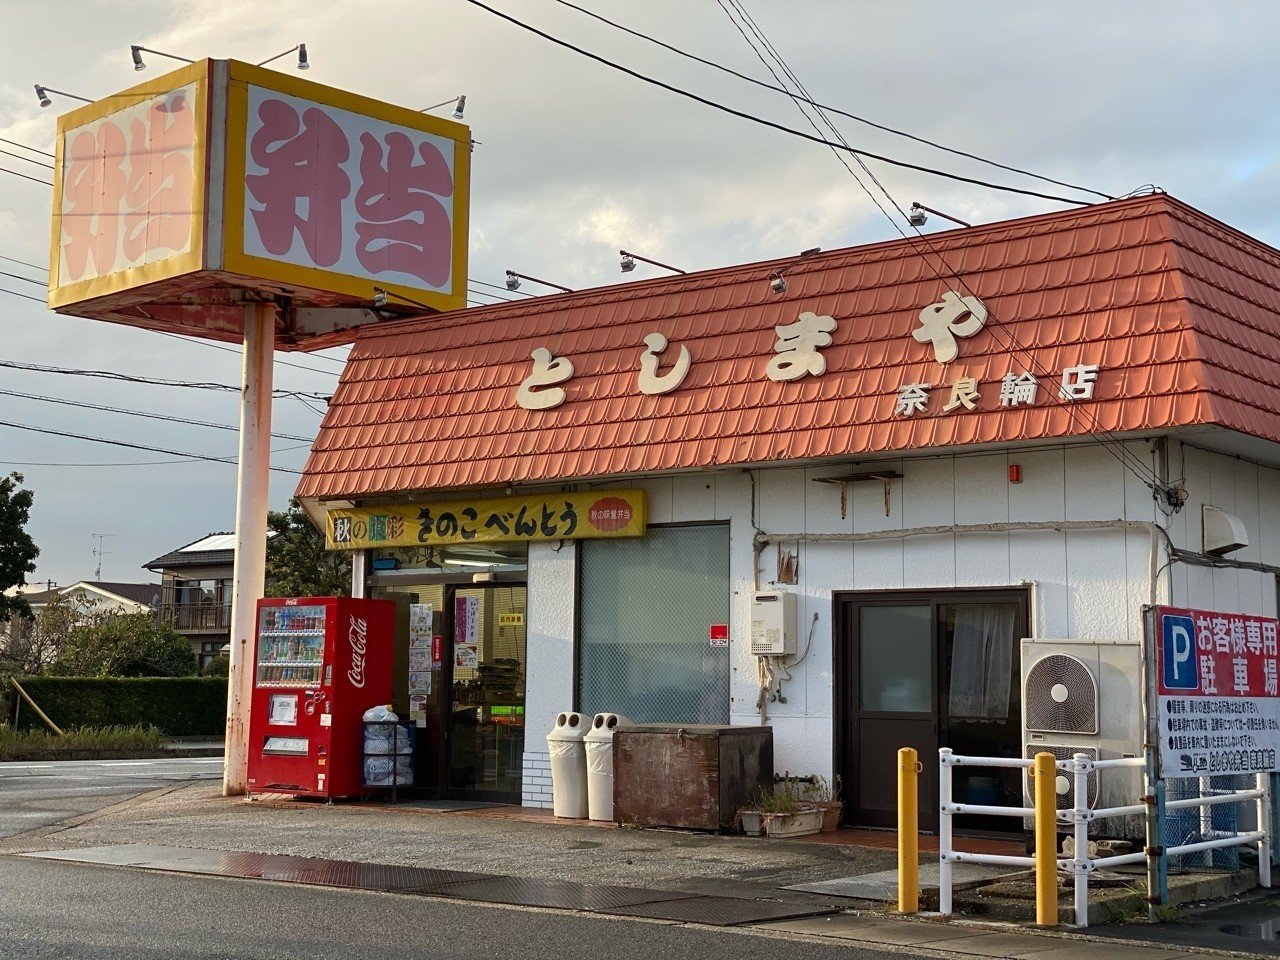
[347,615,368,688]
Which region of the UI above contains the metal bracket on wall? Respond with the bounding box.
[813,471,903,519]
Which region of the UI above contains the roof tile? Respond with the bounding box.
[297,195,1280,501]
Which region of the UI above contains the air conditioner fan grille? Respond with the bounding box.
[1025,654,1098,734]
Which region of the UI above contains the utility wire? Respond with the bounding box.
[155,331,346,374]
[0,286,45,304]
[0,147,53,170]
[471,277,535,298]
[0,269,44,287]
[549,0,1113,202]
[0,457,208,467]
[0,165,53,187]
[0,359,331,400]
[0,420,303,474]
[0,253,45,272]
[0,136,54,159]
[719,1,1164,494]
[0,388,314,442]
[461,0,1094,206]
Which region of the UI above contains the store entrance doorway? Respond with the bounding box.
[444,584,527,802]
[836,588,1028,833]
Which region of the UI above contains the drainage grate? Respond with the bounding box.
[603,895,838,926]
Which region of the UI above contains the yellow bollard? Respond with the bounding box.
[1033,751,1059,926]
[898,746,919,913]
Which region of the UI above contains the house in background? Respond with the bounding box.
[1,580,160,669]
[144,533,234,671]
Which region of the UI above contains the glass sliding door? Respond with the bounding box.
[579,524,730,724]
[447,585,526,801]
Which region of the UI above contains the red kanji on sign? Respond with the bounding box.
[246,98,351,268]
[353,131,453,286]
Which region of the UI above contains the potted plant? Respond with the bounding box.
[803,775,843,832]
[757,785,822,838]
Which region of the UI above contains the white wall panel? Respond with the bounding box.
[525,540,577,743]
[902,459,956,588]
[1008,448,1066,523]
[671,474,715,523]
[1065,445,1126,521]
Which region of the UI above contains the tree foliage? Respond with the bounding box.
[0,593,78,676]
[0,473,39,622]
[52,612,198,678]
[265,499,350,598]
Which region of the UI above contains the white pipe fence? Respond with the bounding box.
[938,748,1273,927]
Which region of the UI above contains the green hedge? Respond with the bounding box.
[8,677,227,736]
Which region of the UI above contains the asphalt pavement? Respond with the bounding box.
[0,855,901,960]
[0,757,223,839]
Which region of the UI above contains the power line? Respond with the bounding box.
[155,331,346,375]
[0,136,54,159]
[461,0,1094,206]
[0,388,314,442]
[0,147,53,171]
[0,286,45,304]
[719,2,1165,495]
[0,269,44,287]
[549,0,1113,202]
[470,277,535,298]
[0,457,208,467]
[0,420,303,474]
[0,165,53,187]
[0,359,331,400]
[0,253,45,272]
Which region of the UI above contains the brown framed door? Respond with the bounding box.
[842,600,937,828]
[838,589,1028,832]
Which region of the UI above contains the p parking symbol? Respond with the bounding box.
[1161,614,1199,691]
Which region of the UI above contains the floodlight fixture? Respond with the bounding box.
[769,273,788,295]
[420,95,466,120]
[128,45,194,72]
[909,201,970,229]
[257,43,309,70]
[618,249,685,276]
[371,286,433,310]
[505,270,573,294]
[35,84,93,108]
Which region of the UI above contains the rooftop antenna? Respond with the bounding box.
[91,533,114,580]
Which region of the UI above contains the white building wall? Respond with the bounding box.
[520,438,1280,806]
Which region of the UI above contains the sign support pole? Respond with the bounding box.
[1141,602,1168,920]
[223,302,276,796]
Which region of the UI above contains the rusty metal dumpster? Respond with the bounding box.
[611,724,773,831]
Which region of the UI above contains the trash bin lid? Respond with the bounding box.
[584,712,630,743]
[546,710,590,741]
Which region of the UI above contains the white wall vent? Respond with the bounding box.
[1203,504,1248,556]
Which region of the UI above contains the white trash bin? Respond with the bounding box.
[585,713,629,821]
[546,711,589,818]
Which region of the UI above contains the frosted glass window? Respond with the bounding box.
[579,524,730,724]
[860,604,931,713]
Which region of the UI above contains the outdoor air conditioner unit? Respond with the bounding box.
[1021,638,1144,838]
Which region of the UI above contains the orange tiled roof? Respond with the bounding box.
[296,194,1280,501]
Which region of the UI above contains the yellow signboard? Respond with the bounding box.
[498,613,525,627]
[326,490,647,550]
[48,59,470,349]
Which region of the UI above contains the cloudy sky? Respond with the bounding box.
[2,0,1278,588]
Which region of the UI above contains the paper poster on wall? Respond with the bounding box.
[455,644,479,670]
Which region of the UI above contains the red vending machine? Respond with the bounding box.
[246,596,394,799]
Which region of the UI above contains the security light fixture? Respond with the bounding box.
[769,273,788,295]
[257,44,309,70]
[128,45,195,72]
[420,95,466,120]
[35,84,93,108]
[909,201,971,229]
[504,270,573,294]
[371,286,432,310]
[618,249,685,276]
